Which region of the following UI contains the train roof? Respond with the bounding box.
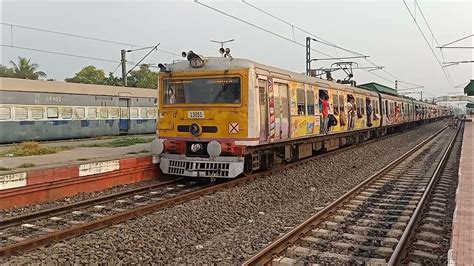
[166,57,380,96]
[165,57,443,107]
[0,78,157,98]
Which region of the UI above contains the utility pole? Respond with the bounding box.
[306,37,311,76]
[121,49,127,86]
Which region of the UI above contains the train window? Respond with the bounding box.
[332,94,339,115]
[99,108,108,119]
[373,99,378,115]
[47,107,59,119]
[15,107,28,120]
[306,90,315,115]
[356,98,361,116]
[89,108,98,119]
[110,108,120,119]
[62,107,73,119]
[163,77,241,104]
[0,107,11,120]
[385,100,389,115]
[361,98,365,115]
[140,108,148,118]
[31,107,44,119]
[130,108,139,119]
[148,108,157,118]
[297,88,306,115]
[339,95,344,114]
[74,108,86,119]
[279,84,289,118]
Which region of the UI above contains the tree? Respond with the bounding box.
[9,57,47,80]
[127,64,158,89]
[65,65,106,84]
[103,72,123,86]
[0,65,15,78]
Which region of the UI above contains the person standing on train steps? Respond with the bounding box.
[366,98,373,127]
[322,94,330,134]
[347,96,356,130]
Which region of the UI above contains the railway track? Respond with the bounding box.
[0,178,211,257]
[244,123,461,265]
[0,122,449,258]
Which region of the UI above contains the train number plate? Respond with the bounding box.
[188,111,205,119]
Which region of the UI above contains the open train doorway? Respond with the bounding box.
[119,98,130,133]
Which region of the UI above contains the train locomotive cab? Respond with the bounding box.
[153,55,254,178]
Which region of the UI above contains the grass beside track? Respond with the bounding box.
[79,137,153,148]
[1,142,72,157]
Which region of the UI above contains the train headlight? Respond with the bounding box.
[207,141,222,158]
[190,123,202,136]
[151,138,164,155]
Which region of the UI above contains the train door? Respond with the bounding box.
[119,98,130,133]
[258,79,268,141]
[278,83,289,139]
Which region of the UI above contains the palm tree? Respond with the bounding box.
[9,57,47,80]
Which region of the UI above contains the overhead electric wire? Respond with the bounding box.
[241,0,418,87]
[402,0,455,90]
[195,0,406,86]
[0,22,181,57]
[439,34,474,48]
[2,44,121,64]
[1,44,157,69]
[414,1,455,86]
[241,0,364,56]
[194,0,333,59]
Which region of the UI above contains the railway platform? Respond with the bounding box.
[0,135,159,209]
[449,117,474,265]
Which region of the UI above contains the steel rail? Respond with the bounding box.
[0,178,183,230]
[243,125,449,266]
[388,122,462,265]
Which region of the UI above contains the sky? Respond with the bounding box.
[1,0,473,99]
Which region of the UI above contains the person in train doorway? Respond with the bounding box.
[366,98,373,127]
[322,94,330,134]
[347,96,356,130]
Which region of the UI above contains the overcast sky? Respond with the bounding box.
[1,0,472,98]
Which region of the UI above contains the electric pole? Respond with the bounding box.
[121,49,127,86]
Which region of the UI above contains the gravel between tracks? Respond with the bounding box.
[1,121,448,264]
[0,179,160,218]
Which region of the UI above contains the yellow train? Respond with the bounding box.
[151,53,449,178]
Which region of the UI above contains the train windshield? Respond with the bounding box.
[163,77,241,104]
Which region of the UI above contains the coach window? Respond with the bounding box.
[148,108,157,118]
[31,107,44,119]
[356,98,362,116]
[15,107,28,120]
[47,107,59,119]
[297,88,306,115]
[361,98,365,115]
[306,90,315,115]
[140,108,148,118]
[385,100,389,115]
[332,94,339,115]
[74,108,86,119]
[373,99,378,115]
[110,108,120,119]
[130,108,139,119]
[89,108,98,119]
[0,107,11,120]
[62,107,73,119]
[99,108,108,119]
[339,95,344,114]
